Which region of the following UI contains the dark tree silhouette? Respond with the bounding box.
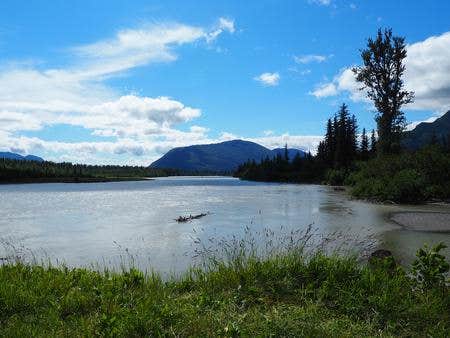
[360,128,369,160]
[353,28,414,155]
[0,159,187,182]
[370,129,377,154]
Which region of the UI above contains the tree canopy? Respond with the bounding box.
[353,28,414,154]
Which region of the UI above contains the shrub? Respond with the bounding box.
[348,145,450,203]
[325,168,349,186]
[412,242,450,289]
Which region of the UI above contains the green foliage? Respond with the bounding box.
[317,103,360,168]
[412,242,450,289]
[234,151,325,183]
[348,145,450,203]
[0,243,448,336]
[325,168,350,186]
[353,28,414,155]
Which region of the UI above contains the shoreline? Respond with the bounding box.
[0,177,152,185]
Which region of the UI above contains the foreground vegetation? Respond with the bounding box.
[0,242,448,337]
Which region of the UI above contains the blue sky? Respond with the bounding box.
[0,0,449,164]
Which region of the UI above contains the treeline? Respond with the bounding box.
[0,159,181,183]
[316,103,375,166]
[235,103,374,183]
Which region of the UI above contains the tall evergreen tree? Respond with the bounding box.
[353,28,414,155]
[370,129,377,154]
[360,128,369,160]
[349,114,358,160]
[324,118,334,165]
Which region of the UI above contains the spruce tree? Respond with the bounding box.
[370,129,377,155]
[360,128,369,160]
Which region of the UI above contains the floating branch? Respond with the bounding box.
[175,212,209,223]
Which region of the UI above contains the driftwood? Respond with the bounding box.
[175,212,209,223]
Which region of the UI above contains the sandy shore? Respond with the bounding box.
[390,211,450,233]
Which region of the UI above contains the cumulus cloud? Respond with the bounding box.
[310,82,338,98]
[0,18,236,163]
[254,72,280,86]
[310,31,450,113]
[294,54,328,64]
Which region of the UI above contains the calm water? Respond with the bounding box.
[0,177,449,274]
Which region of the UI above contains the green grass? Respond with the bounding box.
[1,248,449,337]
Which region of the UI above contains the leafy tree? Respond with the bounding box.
[353,28,414,155]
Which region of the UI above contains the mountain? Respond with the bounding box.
[403,110,450,149]
[150,140,306,172]
[0,152,44,162]
[272,147,307,160]
[24,155,45,162]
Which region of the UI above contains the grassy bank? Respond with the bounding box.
[1,245,449,337]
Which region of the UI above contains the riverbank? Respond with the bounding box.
[0,176,150,184]
[0,249,448,337]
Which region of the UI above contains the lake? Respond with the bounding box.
[0,177,449,274]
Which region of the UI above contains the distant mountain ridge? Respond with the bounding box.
[150,140,306,172]
[403,110,450,149]
[0,152,44,162]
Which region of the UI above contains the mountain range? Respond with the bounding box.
[150,140,306,172]
[0,152,44,162]
[402,110,450,149]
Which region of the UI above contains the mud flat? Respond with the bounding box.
[390,211,450,233]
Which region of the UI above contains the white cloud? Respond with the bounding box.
[0,128,214,165]
[404,31,450,111]
[73,24,205,77]
[294,54,328,64]
[206,17,235,43]
[309,0,331,6]
[254,72,280,86]
[310,31,450,113]
[249,134,322,154]
[0,19,236,163]
[310,82,338,98]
